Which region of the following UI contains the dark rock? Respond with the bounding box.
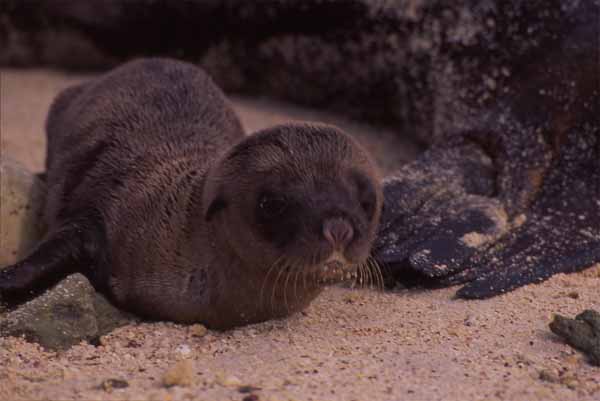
[0,0,587,143]
[92,289,136,338]
[550,310,600,366]
[98,378,129,392]
[0,273,134,350]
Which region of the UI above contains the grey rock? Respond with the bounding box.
[550,310,600,366]
[92,289,136,337]
[0,273,134,350]
[0,157,47,267]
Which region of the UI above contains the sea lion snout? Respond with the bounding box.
[322,217,354,251]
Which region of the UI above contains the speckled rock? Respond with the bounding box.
[550,310,600,366]
[0,273,134,350]
[0,157,46,266]
[2,0,587,142]
[92,287,137,338]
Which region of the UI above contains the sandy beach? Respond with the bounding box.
[1,68,598,401]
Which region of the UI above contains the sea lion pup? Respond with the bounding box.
[0,58,383,329]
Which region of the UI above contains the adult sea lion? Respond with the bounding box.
[0,58,383,328]
[373,3,599,297]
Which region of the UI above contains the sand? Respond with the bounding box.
[1,68,599,401]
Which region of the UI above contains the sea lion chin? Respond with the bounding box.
[0,58,383,330]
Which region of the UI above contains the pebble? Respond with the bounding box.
[538,369,559,383]
[175,344,191,357]
[163,360,194,387]
[99,378,129,392]
[189,324,208,337]
[216,373,242,387]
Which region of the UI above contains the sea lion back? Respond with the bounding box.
[43,58,244,228]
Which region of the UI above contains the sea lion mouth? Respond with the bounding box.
[315,254,357,284]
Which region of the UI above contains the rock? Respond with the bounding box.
[0,161,134,347]
[0,273,134,350]
[550,309,600,366]
[238,385,262,394]
[0,157,46,267]
[0,274,97,350]
[538,369,560,383]
[2,1,588,143]
[175,344,192,357]
[99,378,129,392]
[189,323,208,337]
[216,373,243,388]
[163,359,194,387]
[92,289,136,337]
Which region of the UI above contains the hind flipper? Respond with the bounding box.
[0,223,99,308]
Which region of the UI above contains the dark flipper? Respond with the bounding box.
[453,133,600,298]
[0,222,100,308]
[456,247,600,299]
[374,128,600,298]
[444,192,600,298]
[373,141,509,284]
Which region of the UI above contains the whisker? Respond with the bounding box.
[368,257,379,290]
[293,259,302,303]
[283,261,296,312]
[308,252,318,288]
[368,256,384,291]
[271,258,290,314]
[356,262,365,288]
[357,262,365,288]
[376,259,386,290]
[302,260,308,292]
[365,257,376,289]
[260,255,284,311]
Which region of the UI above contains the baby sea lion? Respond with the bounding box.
[0,58,383,329]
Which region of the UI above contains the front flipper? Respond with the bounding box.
[374,130,599,298]
[0,223,100,308]
[373,141,510,285]
[446,197,600,298]
[446,133,600,298]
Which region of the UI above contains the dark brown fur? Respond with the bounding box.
[0,58,383,328]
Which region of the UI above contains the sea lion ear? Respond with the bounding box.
[205,196,227,221]
[204,153,236,221]
[203,167,228,222]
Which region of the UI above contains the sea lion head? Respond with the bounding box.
[203,122,383,290]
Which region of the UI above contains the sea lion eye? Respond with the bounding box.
[353,171,376,219]
[361,199,375,217]
[258,194,288,218]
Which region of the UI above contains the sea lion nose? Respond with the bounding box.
[322,218,354,249]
